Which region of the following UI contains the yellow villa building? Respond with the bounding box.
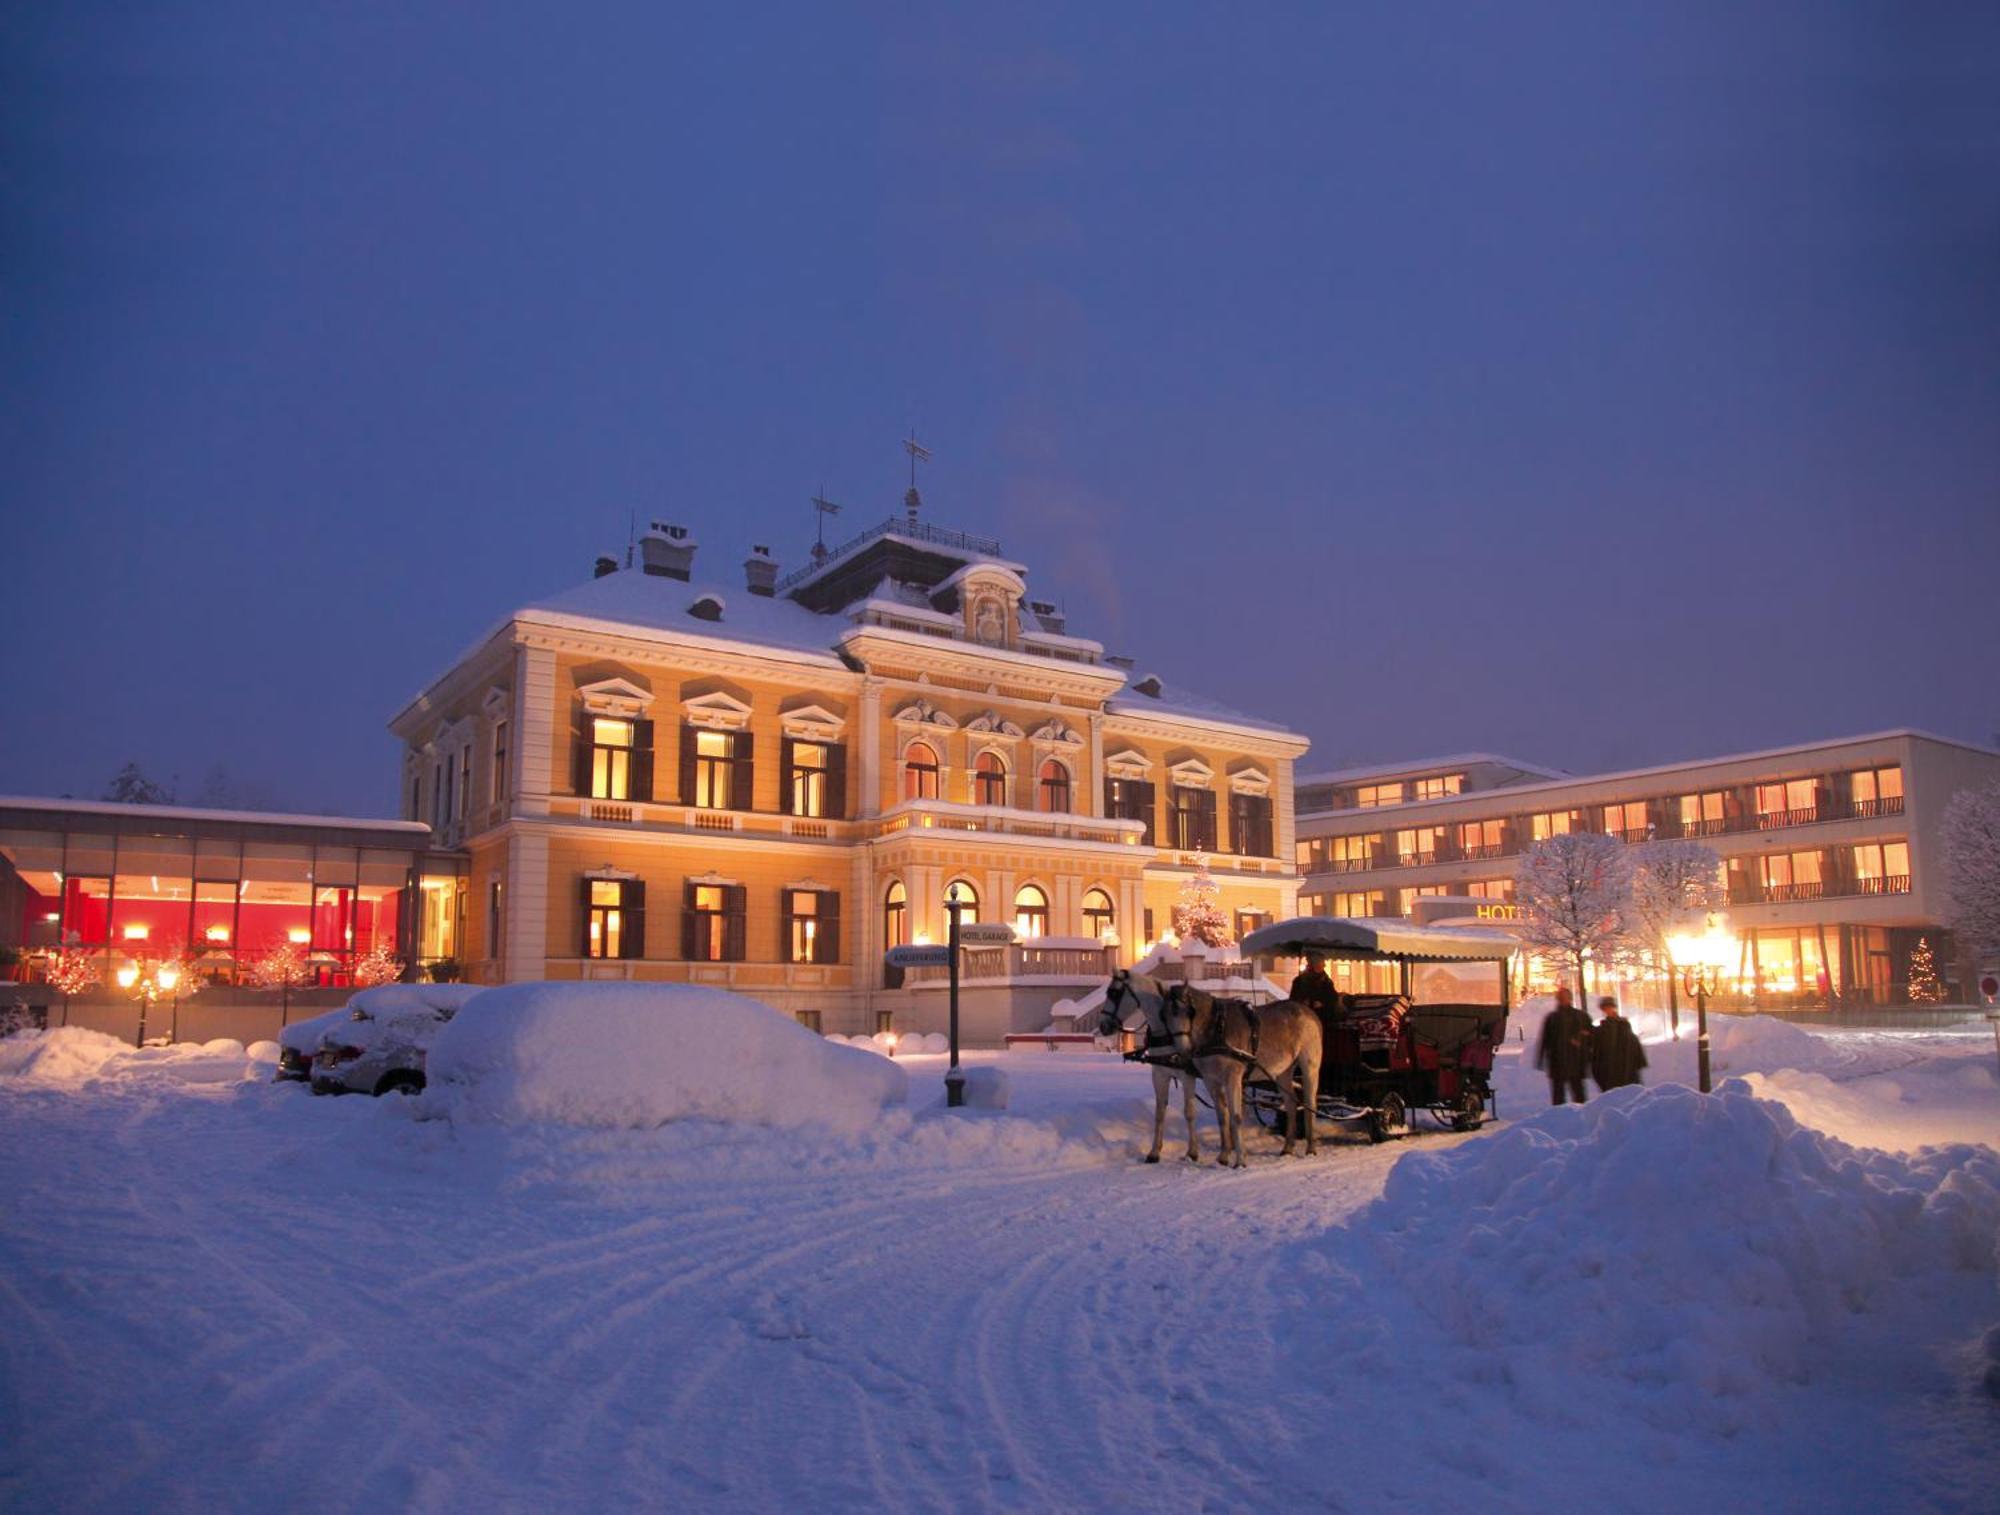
[390,506,1307,1040]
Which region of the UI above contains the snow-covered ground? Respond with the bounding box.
[1,1011,1995,1513]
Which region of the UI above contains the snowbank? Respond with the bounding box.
[0,1027,279,1086]
[1344,1081,2000,1433]
[424,982,907,1134]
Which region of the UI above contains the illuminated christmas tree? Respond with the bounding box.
[1906,936,1943,1003]
[43,947,99,1025]
[1171,856,1234,948]
[250,941,311,1028]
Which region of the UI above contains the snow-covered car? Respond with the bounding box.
[308,984,485,1097]
[276,1005,362,1082]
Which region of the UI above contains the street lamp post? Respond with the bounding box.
[944,885,966,1108]
[1669,916,1735,1096]
[115,957,182,1049]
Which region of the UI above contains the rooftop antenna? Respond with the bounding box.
[625,510,636,568]
[811,487,842,563]
[903,430,932,527]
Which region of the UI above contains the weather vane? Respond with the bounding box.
[810,487,842,562]
[903,431,931,526]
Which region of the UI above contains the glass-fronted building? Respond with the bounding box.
[0,797,464,1041]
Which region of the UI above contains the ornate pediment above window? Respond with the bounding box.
[584,863,639,881]
[687,869,742,888]
[892,699,958,730]
[1105,747,1153,779]
[785,876,834,894]
[1168,756,1215,788]
[779,702,847,740]
[682,690,753,731]
[1029,719,1084,748]
[577,677,656,718]
[1228,764,1272,796]
[965,710,1025,738]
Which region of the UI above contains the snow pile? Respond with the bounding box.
[1347,1081,2000,1432]
[0,1028,279,1086]
[424,982,907,1134]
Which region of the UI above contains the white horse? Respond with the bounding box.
[1098,971,1204,1164]
[1164,985,1323,1169]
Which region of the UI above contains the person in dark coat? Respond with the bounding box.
[1589,996,1647,1091]
[1534,985,1592,1105]
[1288,953,1338,1015]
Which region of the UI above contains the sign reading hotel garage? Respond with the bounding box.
[957,923,1019,947]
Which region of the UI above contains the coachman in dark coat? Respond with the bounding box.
[1535,986,1592,1105]
[1288,953,1338,1015]
[1589,998,1647,1091]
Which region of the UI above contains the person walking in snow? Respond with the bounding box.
[1589,996,1647,1091]
[1535,985,1592,1105]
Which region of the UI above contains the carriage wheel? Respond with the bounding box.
[1367,1092,1407,1144]
[1451,1089,1486,1132]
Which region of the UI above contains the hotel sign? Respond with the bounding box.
[1409,896,1523,928]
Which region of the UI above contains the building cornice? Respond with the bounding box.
[838,625,1126,702]
[1101,709,1310,760]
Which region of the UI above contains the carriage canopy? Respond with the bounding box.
[1240,916,1516,965]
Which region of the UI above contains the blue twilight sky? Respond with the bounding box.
[4,3,1997,815]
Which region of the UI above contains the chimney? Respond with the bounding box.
[593,555,618,579]
[1028,598,1064,635]
[639,521,697,581]
[743,544,778,597]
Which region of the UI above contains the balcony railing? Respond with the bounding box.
[1756,806,1822,830]
[1850,795,1905,820]
[1459,843,1509,861]
[877,799,1145,847]
[776,516,1005,593]
[1729,874,1909,905]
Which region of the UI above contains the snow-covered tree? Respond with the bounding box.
[1941,782,2000,955]
[1514,832,1634,999]
[1629,839,1726,1030]
[1171,855,1233,948]
[103,762,175,806]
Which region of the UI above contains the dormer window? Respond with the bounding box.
[688,595,724,622]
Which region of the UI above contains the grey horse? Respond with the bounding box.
[1164,986,1323,1168]
[1098,971,1205,1164]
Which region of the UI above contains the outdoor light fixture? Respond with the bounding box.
[117,956,186,1047]
[288,927,311,944]
[1669,915,1736,1095]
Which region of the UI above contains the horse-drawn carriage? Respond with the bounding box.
[1237,917,1515,1143]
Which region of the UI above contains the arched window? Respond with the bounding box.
[883,879,908,950]
[974,750,1008,807]
[1013,884,1049,939]
[903,741,939,801]
[1083,887,1115,940]
[946,880,979,927]
[1038,758,1071,813]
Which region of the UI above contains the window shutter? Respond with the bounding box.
[1103,776,1116,819]
[571,710,591,796]
[631,720,656,803]
[723,884,747,961]
[1139,780,1156,846]
[578,876,594,957]
[778,736,797,815]
[734,731,755,812]
[680,880,698,959]
[819,890,841,965]
[622,879,646,959]
[779,888,797,960]
[679,723,698,805]
[825,743,847,820]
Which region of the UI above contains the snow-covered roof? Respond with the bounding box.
[0,795,430,835]
[1241,916,1517,962]
[1104,675,1298,740]
[522,568,852,666]
[1298,752,1568,786]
